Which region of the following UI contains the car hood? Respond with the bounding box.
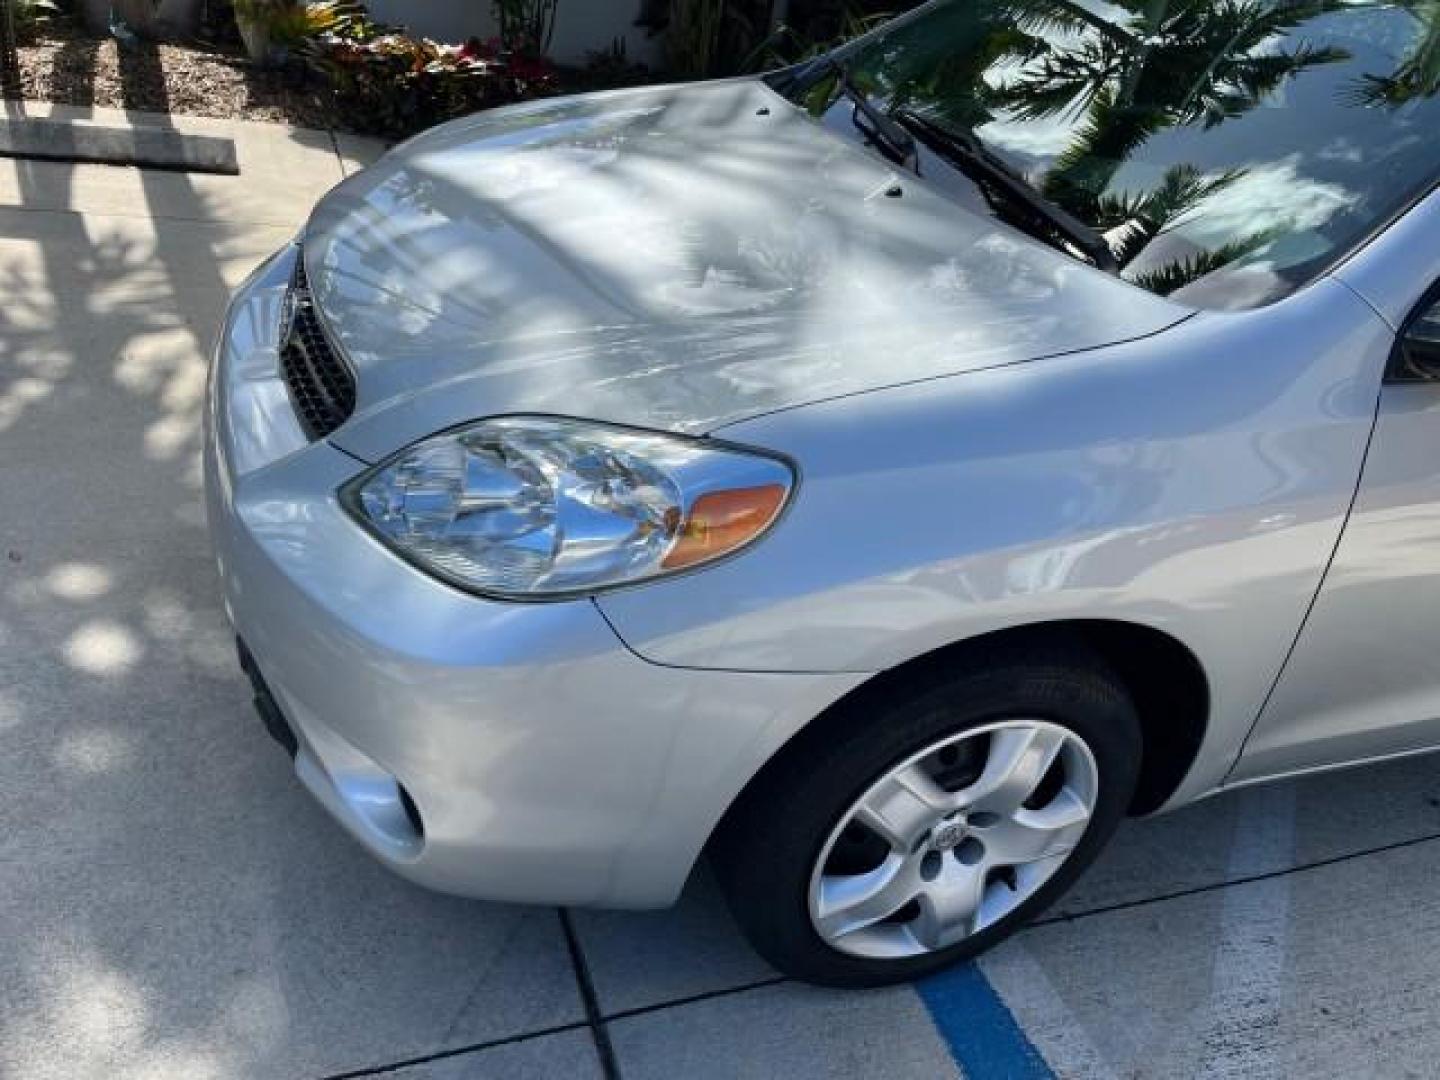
[305,79,1190,461]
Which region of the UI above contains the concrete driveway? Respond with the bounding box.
[4,103,1440,1080]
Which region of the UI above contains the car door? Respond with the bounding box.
[1233,193,1440,783]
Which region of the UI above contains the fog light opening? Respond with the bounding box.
[398,783,425,840]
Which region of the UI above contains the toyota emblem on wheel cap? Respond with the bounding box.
[931,820,967,851]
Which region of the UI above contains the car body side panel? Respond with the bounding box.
[1231,383,1440,781]
[598,278,1393,807]
[1229,186,1440,782]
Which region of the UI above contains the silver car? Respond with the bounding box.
[206,0,1440,985]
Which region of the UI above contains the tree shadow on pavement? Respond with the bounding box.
[0,98,579,1079]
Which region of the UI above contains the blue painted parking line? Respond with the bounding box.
[918,962,1055,1079]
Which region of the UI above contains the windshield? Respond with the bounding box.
[785,0,1440,308]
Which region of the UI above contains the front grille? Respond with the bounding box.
[279,252,356,440]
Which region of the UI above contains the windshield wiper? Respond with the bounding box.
[820,59,918,172]
[891,107,1119,274]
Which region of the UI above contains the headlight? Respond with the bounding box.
[343,416,795,599]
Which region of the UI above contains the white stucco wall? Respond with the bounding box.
[364,1,662,65]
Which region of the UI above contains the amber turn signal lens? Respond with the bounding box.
[662,485,788,570]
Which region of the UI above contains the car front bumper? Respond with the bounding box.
[205,246,865,908]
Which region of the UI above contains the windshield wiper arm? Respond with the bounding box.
[891,107,1119,273]
[821,59,918,171]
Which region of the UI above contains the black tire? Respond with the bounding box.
[712,639,1142,987]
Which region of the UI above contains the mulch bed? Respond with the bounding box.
[13,18,336,129]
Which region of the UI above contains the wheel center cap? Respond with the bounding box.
[930,817,968,851]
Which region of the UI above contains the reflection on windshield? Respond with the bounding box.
[794,0,1440,307]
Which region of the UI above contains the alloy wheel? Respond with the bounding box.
[807,719,1099,959]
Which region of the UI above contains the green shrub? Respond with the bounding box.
[264,1,365,47]
[302,28,559,139]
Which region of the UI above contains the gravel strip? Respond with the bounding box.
[14,20,335,129]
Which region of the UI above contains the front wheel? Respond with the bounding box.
[714,644,1142,986]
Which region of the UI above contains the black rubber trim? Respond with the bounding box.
[237,638,299,759]
[1384,273,1440,384]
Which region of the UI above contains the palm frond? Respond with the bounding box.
[994,0,1138,47]
[1344,6,1440,106]
[1129,231,1272,295]
[1095,164,1246,264]
[1041,86,1169,216]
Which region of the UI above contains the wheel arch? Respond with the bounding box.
[705,619,1210,866]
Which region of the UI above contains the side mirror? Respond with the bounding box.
[1397,301,1440,382]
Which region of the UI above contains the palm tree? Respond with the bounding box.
[1089,162,1242,259]
[825,4,1054,135]
[1350,0,1440,105]
[994,0,1349,220]
[810,0,1353,293]
[885,25,1052,132]
[965,0,1347,292]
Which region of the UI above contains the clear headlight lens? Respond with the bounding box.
[344,417,794,598]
